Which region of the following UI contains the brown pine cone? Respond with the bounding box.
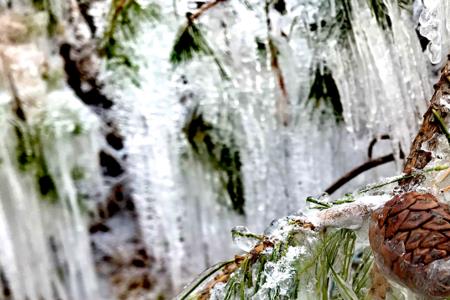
[369,192,450,298]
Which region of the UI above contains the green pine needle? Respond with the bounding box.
[101,1,160,85]
[183,107,244,214]
[170,22,229,80]
[170,22,212,65]
[367,0,392,30]
[307,65,344,122]
[330,265,359,300]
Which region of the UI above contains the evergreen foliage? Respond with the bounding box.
[170,20,229,79]
[307,65,344,123]
[367,0,391,29]
[183,107,245,215]
[101,0,160,85]
[14,123,58,202]
[182,226,374,299]
[170,22,212,65]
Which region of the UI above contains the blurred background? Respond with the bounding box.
[0,0,447,299]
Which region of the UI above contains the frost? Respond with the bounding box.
[257,246,307,297]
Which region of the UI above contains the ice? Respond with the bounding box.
[231,226,261,252]
[101,0,436,294]
[0,0,445,297]
[418,0,450,65]
[0,90,103,300]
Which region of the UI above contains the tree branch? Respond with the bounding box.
[403,58,450,174]
[0,54,26,121]
[189,0,227,21]
[367,134,391,159]
[324,154,395,195]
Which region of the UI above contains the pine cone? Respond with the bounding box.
[369,192,450,297]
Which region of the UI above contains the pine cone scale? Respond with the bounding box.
[399,210,433,230]
[423,218,450,230]
[405,228,428,250]
[386,210,409,238]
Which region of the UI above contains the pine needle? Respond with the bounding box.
[101,1,160,85]
[367,0,392,30]
[307,65,344,122]
[170,22,229,79]
[170,22,212,65]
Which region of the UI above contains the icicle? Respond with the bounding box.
[0,89,103,300]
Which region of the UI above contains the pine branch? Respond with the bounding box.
[183,107,245,214]
[170,22,212,65]
[0,53,26,121]
[188,0,227,21]
[100,0,160,84]
[307,65,344,122]
[367,0,391,29]
[169,1,229,79]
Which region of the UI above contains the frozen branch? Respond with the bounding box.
[188,0,227,21]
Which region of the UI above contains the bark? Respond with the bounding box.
[404,58,450,175]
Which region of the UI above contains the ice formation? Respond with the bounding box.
[102,0,437,294]
[0,90,104,299]
[0,5,104,299]
[0,0,449,298]
[418,0,450,65]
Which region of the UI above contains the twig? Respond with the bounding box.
[195,241,274,300]
[103,0,129,44]
[178,259,236,300]
[367,134,390,159]
[358,164,449,193]
[189,0,227,21]
[324,154,395,195]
